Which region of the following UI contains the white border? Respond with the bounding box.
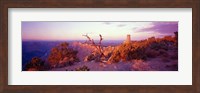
[8,8,192,85]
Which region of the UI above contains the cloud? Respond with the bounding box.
[134,22,178,35]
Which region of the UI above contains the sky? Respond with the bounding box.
[22,21,178,41]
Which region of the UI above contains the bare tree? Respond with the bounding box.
[82,34,105,57]
[82,34,92,43]
[99,34,103,45]
[98,34,104,57]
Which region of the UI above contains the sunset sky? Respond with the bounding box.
[22,21,178,41]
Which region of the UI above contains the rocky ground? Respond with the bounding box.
[51,40,178,71]
[23,36,178,71]
[51,58,178,71]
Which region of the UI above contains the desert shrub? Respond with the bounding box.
[48,42,79,68]
[87,54,95,61]
[127,45,147,60]
[108,43,147,63]
[163,36,175,42]
[147,37,156,43]
[48,47,62,67]
[75,65,90,71]
[149,42,168,51]
[57,57,75,67]
[159,49,169,57]
[84,52,101,62]
[102,46,113,57]
[145,49,159,58]
[108,50,121,63]
[107,36,177,63]
[24,57,48,71]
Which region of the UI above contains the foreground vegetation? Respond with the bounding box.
[24,32,178,71]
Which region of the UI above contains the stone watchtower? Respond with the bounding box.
[124,34,131,44]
